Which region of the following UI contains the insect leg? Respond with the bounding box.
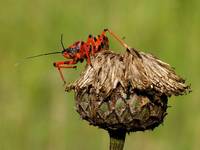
[80,41,92,66]
[103,29,131,50]
[86,34,96,55]
[53,60,77,84]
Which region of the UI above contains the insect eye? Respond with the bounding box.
[62,49,66,54]
[62,48,71,53]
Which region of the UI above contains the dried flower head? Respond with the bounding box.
[66,48,190,132]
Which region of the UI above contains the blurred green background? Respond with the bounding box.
[0,0,199,150]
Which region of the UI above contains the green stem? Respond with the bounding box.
[108,130,126,150]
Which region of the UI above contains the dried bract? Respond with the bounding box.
[67,49,190,132]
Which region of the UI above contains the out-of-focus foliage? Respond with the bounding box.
[0,0,199,150]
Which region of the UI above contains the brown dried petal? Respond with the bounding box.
[67,49,190,132]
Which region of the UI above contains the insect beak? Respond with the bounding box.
[62,49,70,58]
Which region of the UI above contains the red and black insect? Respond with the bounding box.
[26,29,129,84]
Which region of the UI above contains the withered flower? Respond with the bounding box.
[66,48,190,150]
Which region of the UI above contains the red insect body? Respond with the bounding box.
[53,29,129,85]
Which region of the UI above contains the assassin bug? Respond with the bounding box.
[26,29,129,85]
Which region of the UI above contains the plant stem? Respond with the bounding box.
[108,130,126,150]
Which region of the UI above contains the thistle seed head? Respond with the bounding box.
[67,49,190,132]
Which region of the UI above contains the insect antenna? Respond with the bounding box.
[15,35,66,66]
[61,34,65,50]
[25,51,62,59]
[15,51,62,67]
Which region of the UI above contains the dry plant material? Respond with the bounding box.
[66,48,190,149]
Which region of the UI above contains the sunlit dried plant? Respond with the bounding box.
[66,48,190,150]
